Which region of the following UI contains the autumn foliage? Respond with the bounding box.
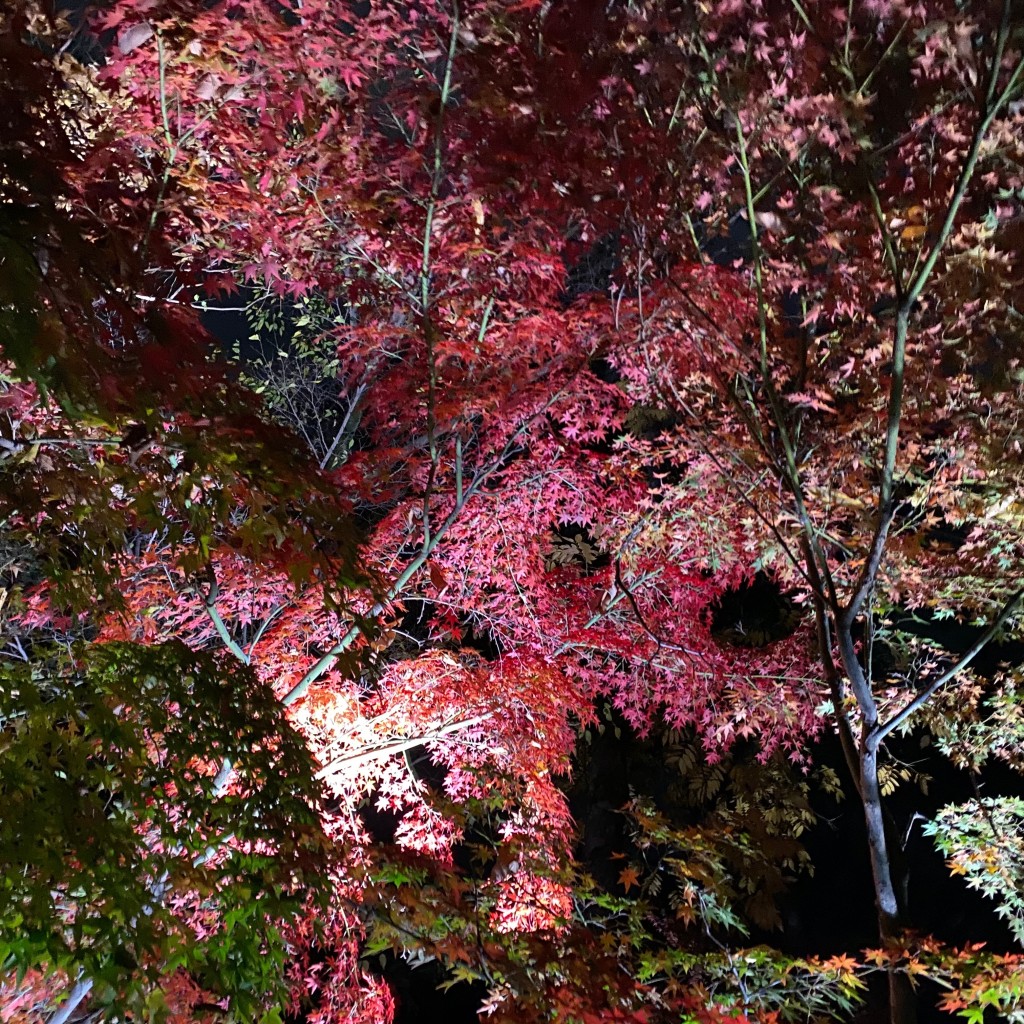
[3,1,1024,1023]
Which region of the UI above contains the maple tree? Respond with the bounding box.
[3,1,1024,1023]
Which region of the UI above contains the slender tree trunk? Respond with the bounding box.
[859,745,901,934]
[836,626,917,1024]
[860,743,916,1024]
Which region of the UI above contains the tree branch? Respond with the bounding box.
[845,44,1023,628]
[315,713,491,780]
[200,569,249,665]
[280,378,581,707]
[49,977,92,1024]
[872,588,1024,748]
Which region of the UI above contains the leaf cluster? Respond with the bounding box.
[0,641,332,1020]
[925,797,1024,949]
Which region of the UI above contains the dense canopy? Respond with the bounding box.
[2,2,1024,1023]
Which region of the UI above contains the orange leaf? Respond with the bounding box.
[618,866,640,894]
